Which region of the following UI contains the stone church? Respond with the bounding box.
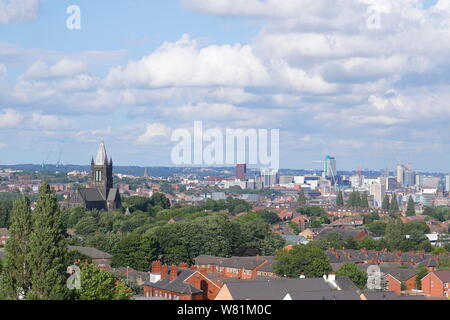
[67,140,121,212]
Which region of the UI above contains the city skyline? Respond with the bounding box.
[1,0,450,171]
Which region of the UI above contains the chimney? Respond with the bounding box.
[169,265,178,281]
[161,264,169,279]
[179,263,189,270]
[151,260,162,274]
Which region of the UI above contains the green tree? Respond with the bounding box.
[357,237,377,250]
[403,221,430,235]
[438,257,450,270]
[27,183,69,300]
[298,190,307,206]
[112,234,159,271]
[390,194,399,211]
[405,196,416,217]
[76,263,132,300]
[384,220,404,251]
[336,262,368,290]
[382,195,390,210]
[432,246,448,255]
[336,191,344,207]
[150,193,171,210]
[0,201,12,228]
[415,266,428,290]
[313,231,345,250]
[74,216,98,236]
[366,221,387,236]
[344,236,359,250]
[273,244,332,278]
[360,192,369,208]
[354,192,362,207]
[288,222,300,234]
[0,196,33,299]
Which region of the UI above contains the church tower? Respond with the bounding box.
[90,139,113,199]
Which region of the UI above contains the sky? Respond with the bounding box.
[0,0,450,172]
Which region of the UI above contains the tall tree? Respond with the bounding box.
[384,220,404,251]
[382,194,391,210]
[27,183,69,300]
[336,262,368,290]
[112,234,159,271]
[354,191,362,207]
[298,190,307,206]
[0,196,33,299]
[346,191,355,207]
[390,193,399,211]
[405,196,416,216]
[336,191,344,207]
[76,263,132,300]
[273,244,332,278]
[0,201,12,228]
[360,192,369,208]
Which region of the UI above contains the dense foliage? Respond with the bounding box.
[273,244,332,278]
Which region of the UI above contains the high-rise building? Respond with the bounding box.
[423,176,440,188]
[385,177,398,191]
[369,182,386,208]
[260,168,279,188]
[324,155,336,178]
[397,164,405,186]
[236,164,247,181]
[445,175,450,192]
[397,164,415,187]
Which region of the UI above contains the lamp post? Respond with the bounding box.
[126,266,130,285]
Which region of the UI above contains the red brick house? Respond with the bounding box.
[421,270,450,298]
[143,261,222,300]
[383,268,417,295]
[193,255,275,280]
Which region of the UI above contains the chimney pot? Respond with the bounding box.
[169,265,178,281]
[161,264,169,279]
[152,260,162,274]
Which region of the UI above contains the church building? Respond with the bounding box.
[67,140,121,212]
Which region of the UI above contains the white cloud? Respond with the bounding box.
[0,64,6,77]
[0,108,23,128]
[30,113,73,130]
[21,59,88,80]
[0,0,39,24]
[136,123,171,145]
[106,34,270,88]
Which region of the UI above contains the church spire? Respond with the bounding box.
[95,139,108,165]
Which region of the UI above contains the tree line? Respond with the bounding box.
[0,183,132,300]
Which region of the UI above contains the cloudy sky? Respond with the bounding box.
[0,0,449,171]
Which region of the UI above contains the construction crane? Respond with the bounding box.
[42,148,53,170]
[312,160,337,188]
[56,148,63,168]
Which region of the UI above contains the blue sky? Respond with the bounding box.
[0,0,450,172]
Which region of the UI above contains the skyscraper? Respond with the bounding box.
[369,182,386,208]
[446,175,450,192]
[260,168,278,188]
[397,164,405,187]
[324,155,336,178]
[236,164,247,181]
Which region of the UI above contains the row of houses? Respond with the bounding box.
[142,259,450,300]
